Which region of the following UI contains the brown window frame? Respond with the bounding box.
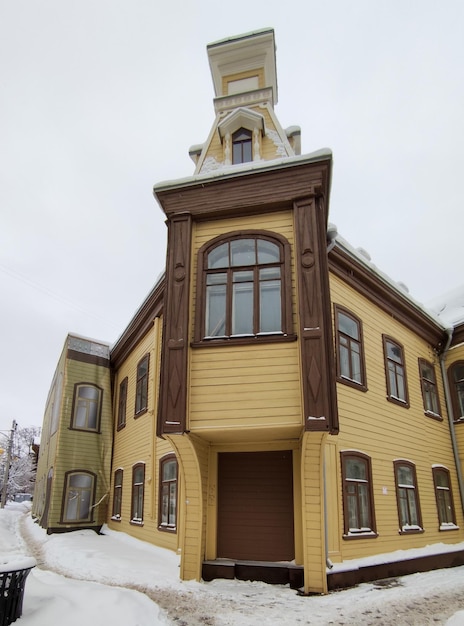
[432,466,458,530]
[61,470,96,524]
[131,463,145,525]
[135,355,149,417]
[334,305,367,391]
[117,377,128,431]
[70,383,103,432]
[112,468,123,521]
[448,361,464,423]
[232,127,252,164]
[418,358,441,420]
[393,460,423,534]
[193,231,294,347]
[340,451,377,539]
[382,336,409,408]
[158,454,178,533]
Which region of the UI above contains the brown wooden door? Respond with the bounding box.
[217,451,294,561]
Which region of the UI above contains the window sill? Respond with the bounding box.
[111,515,122,522]
[116,423,126,432]
[158,525,177,533]
[439,523,459,531]
[424,410,443,421]
[191,333,297,348]
[130,519,144,526]
[337,375,368,393]
[398,526,424,535]
[386,395,410,409]
[134,409,148,420]
[453,417,464,424]
[343,531,378,540]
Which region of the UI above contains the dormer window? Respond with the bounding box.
[232,128,252,164]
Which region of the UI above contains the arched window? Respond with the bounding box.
[195,232,292,344]
[62,471,95,523]
[393,460,423,533]
[71,383,102,432]
[158,455,178,532]
[419,359,441,418]
[131,463,145,524]
[432,466,457,529]
[232,128,252,164]
[112,469,123,520]
[448,361,464,421]
[334,305,366,390]
[340,451,376,537]
[382,336,409,407]
[135,355,149,416]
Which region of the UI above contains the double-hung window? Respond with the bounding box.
[112,469,123,520]
[131,463,145,524]
[159,455,178,532]
[232,128,252,164]
[419,359,441,418]
[117,377,128,430]
[383,336,409,406]
[448,362,464,421]
[432,467,457,530]
[62,471,95,523]
[197,233,292,343]
[71,383,102,432]
[394,461,422,533]
[341,452,376,537]
[335,306,366,390]
[135,355,149,416]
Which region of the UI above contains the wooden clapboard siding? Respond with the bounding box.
[189,342,302,436]
[445,343,464,490]
[328,272,464,562]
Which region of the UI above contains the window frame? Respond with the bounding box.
[393,460,423,534]
[131,463,145,525]
[117,377,128,431]
[382,335,409,408]
[135,355,149,417]
[61,470,96,524]
[340,451,377,539]
[193,231,294,346]
[158,454,178,533]
[448,361,464,423]
[334,305,367,391]
[70,383,103,432]
[418,358,442,420]
[112,468,123,521]
[232,127,253,164]
[432,466,458,530]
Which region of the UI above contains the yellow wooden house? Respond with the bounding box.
[33,29,464,595]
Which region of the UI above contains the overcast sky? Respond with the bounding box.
[1,0,463,433]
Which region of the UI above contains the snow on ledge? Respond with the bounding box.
[328,541,464,574]
[0,555,36,573]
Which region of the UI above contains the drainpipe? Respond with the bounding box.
[439,327,464,513]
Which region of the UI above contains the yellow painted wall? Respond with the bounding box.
[107,319,179,552]
[445,342,464,494]
[327,273,464,563]
[189,211,302,439]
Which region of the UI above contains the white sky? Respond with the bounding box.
[1,502,464,625]
[1,0,463,432]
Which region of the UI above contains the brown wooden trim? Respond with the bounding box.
[157,214,192,435]
[447,360,464,422]
[418,358,442,419]
[131,462,145,524]
[329,245,445,349]
[69,383,103,433]
[333,304,368,392]
[432,466,457,528]
[451,323,464,347]
[134,354,150,417]
[60,470,97,525]
[294,193,338,434]
[111,278,164,369]
[157,453,178,533]
[191,334,297,348]
[67,349,110,368]
[154,157,332,220]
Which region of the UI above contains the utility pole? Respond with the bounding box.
[1,420,17,509]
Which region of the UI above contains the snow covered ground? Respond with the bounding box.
[1,502,464,625]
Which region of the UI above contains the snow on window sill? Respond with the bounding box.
[343,529,378,540]
[439,523,459,531]
[425,410,442,420]
[399,524,423,534]
[130,518,144,526]
[111,515,121,522]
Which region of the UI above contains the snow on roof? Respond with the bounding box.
[426,284,464,327]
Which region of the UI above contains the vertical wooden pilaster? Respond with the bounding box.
[157,214,192,435]
[294,193,338,434]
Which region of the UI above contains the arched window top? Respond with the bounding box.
[195,231,293,344]
[448,361,464,421]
